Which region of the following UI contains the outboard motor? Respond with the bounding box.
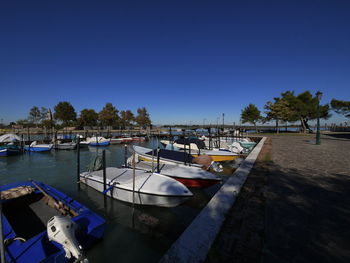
[47,216,88,262]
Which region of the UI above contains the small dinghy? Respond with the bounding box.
[0,180,105,263]
[54,141,77,150]
[24,141,53,152]
[80,167,193,207]
[110,138,124,144]
[87,136,110,147]
[0,144,21,157]
[225,138,256,149]
[79,140,90,147]
[132,136,146,142]
[130,158,221,188]
[121,137,133,143]
[0,134,21,143]
[0,134,22,156]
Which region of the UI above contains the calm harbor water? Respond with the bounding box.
[0,138,233,262]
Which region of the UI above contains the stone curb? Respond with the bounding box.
[159,137,267,263]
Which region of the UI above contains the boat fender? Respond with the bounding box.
[47,216,86,261]
[102,184,114,195]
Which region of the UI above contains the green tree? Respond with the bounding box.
[331,99,350,118]
[135,107,151,128]
[79,109,99,127]
[241,104,261,131]
[99,103,119,127]
[120,110,134,128]
[53,101,77,126]
[28,106,41,127]
[281,91,330,133]
[264,97,297,133]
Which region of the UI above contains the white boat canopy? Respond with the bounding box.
[0,133,21,143]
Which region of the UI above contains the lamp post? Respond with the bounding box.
[316,91,323,145]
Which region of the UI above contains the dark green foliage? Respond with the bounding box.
[241,104,261,130]
[331,99,350,118]
[120,110,134,128]
[99,103,119,127]
[281,91,330,132]
[135,107,151,128]
[53,101,77,126]
[79,109,99,127]
[264,97,294,133]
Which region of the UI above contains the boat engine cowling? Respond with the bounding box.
[47,216,85,261]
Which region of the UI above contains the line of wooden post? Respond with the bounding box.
[77,137,80,190]
[102,150,106,193]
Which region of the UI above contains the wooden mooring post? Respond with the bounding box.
[76,137,80,190]
[124,144,128,167]
[102,150,106,193]
[157,147,160,173]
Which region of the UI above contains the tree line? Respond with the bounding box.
[16,102,152,129]
[240,90,350,133]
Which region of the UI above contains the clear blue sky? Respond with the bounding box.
[1,0,349,125]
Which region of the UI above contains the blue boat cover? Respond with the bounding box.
[175,138,206,149]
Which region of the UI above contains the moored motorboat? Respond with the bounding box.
[54,142,77,150]
[133,145,202,167]
[88,136,111,146]
[0,180,105,263]
[121,137,133,143]
[24,141,53,152]
[0,145,21,157]
[79,140,90,147]
[131,160,221,188]
[0,134,21,143]
[132,136,146,142]
[160,140,240,162]
[0,134,22,156]
[191,148,240,162]
[80,167,193,207]
[110,138,124,144]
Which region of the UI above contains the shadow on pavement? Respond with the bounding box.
[263,161,350,263]
[322,133,350,140]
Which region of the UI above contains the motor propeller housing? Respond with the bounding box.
[47,216,84,261]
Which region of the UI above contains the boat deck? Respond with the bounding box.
[132,161,218,180]
[3,193,60,240]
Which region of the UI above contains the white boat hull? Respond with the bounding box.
[80,168,192,207]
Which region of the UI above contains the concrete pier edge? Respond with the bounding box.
[159,137,267,263]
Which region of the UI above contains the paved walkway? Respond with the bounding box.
[206,133,350,263]
[264,134,350,263]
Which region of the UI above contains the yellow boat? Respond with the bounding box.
[191,151,240,162]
